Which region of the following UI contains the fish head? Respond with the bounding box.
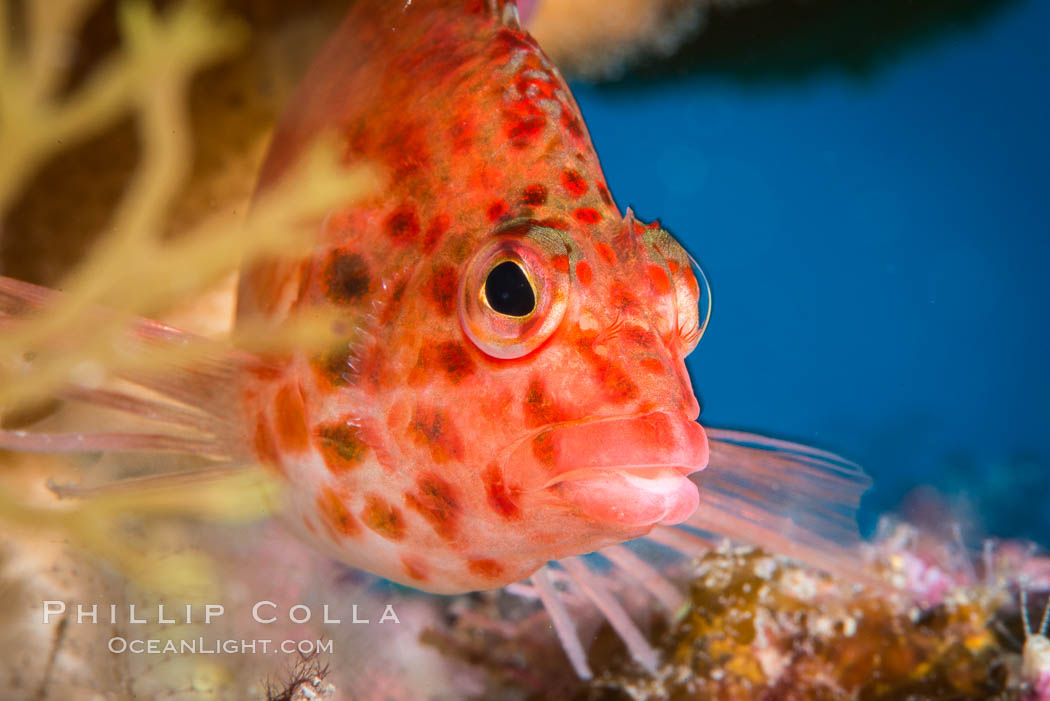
[452,207,711,528]
[241,0,709,591]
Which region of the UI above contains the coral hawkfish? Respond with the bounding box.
[0,0,869,677]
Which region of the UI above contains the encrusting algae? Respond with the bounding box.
[0,2,1047,701]
[593,542,1007,700]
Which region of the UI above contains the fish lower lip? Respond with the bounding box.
[556,466,700,527]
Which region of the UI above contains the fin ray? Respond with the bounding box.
[46,463,254,500]
[1,274,255,462]
[684,428,872,579]
[0,429,224,455]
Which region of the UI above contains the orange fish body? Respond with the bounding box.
[238,0,709,593]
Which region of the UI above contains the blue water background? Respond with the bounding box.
[573,0,1050,540]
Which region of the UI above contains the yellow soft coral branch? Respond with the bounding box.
[0,0,378,601]
[0,1,244,211]
[1,1,245,336]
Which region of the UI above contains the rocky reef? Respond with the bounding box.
[433,524,1045,700]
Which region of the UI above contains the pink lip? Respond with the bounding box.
[506,411,709,528]
[557,466,702,527]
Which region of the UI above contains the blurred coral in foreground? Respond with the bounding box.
[0,1,375,698]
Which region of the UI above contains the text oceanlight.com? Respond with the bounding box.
[107,637,334,655]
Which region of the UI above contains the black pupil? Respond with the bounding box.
[484,261,535,317]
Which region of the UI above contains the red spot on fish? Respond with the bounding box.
[422,214,450,254]
[435,341,476,384]
[385,206,420,246]
[487,199,509,222]
[315,340,378,391]
[424,265,458,316]
[594,358,638,403]
[273,385,308,452]
[400,554,428,582]
[323,251,371,304]
[640,357,665,373]
[575,260,593,286]
[552,254,569,273]
[667,259,681,274]
[522,184,548,206]
[506,115,547,147]
[467,558,505,580]
[595,242,617,265]
[625,325,658,348]
[561,111,584,140]
[532,430,556,466]
[318,485,360,538]
[538,217,569,230]
[483,464,520,519]
[361,494,405,541]
[409,405,464,463]
[523,377,568,428]
[646,263,672,295]
[561,169,587,197]
[610,281,639,312]
[574,207,601,224]
[405,473,460,542]
[490,27,535,59]
[310,346,353,389]
[315,421,369,474]
[383,122,430,180]
[597,182,614,206]
[575,330,640,403]
[498,220,536,238]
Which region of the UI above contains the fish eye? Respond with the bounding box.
[484,260,535,317]
[459,222,570,360]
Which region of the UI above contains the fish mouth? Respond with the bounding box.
[506,411,709,529]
